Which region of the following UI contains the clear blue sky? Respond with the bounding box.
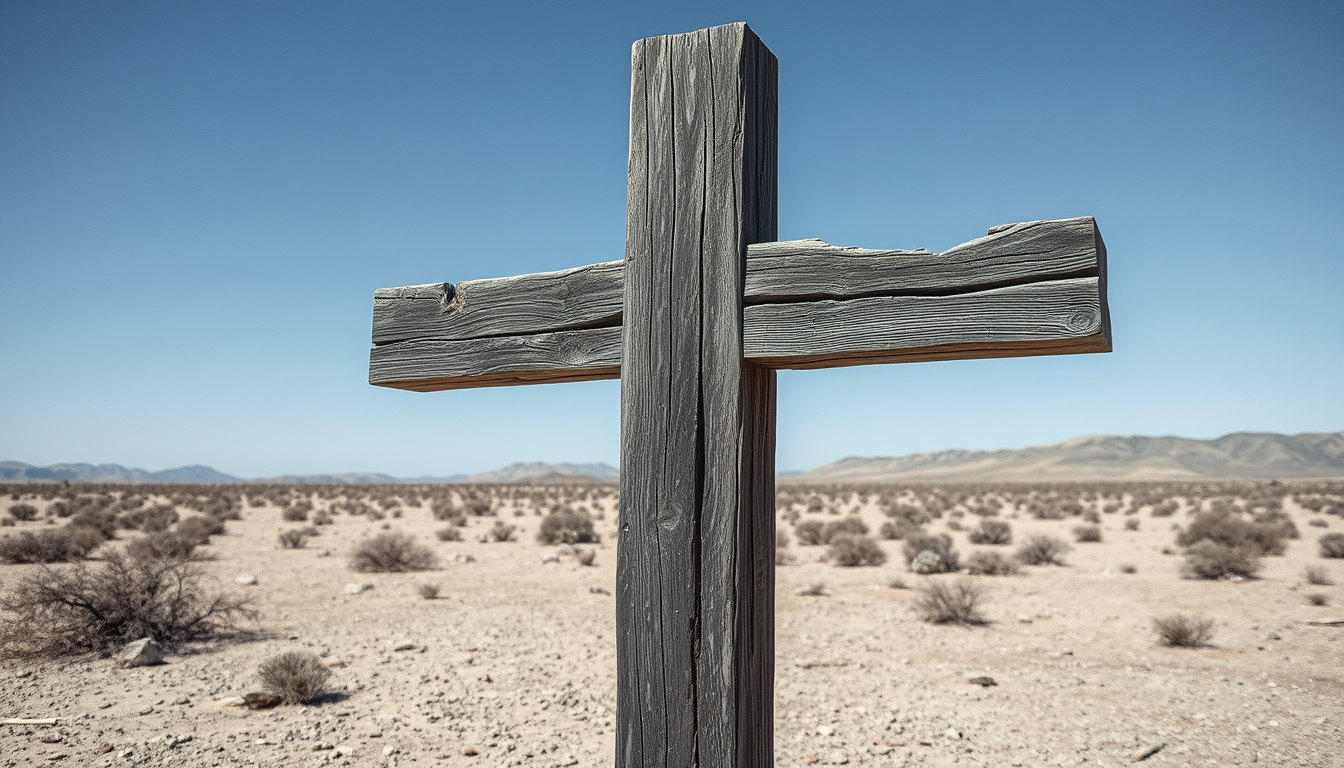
[1,1,1340,478]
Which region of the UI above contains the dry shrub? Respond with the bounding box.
[435,526,463,542]
[913,577,986,625]
[257,651,331,705]
[1124,518,1140,531]
[1306,593,1328,606]
[1073,524,1103,543]
[126,531,200,562]
[0,528,102,564]
[7,503,39,521]
[775,529,790,549]
[488,521,517,542]
[1153,613,1214,647]
[537,508,598,545]
[967,519,1012,545]
[793,519,825,545]
[1177,511,1286,556]
[281,506,309,522]
[964,550,1021,576]
[350,532,438,573]
[1120,563,1137,574]
[69,509,119,541]
[821,516,868,544]
[0,548,254,659]
[1320,533,1344,559]
[903,532,959,574]
[417,583,440,599]
[277,529,309,549]
[312,511,333,526]
[120,504,179,533]
[887,576,909,590]
[828,534,886,567]
[1304,565,1334,586]
[1015,534,1070,566]
[1182,540,1261,580]
[176,515,225,545]
[878,518,922,541]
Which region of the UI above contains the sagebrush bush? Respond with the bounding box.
[964,550,1021,576]
[793,519,825,545]
[488,521,517,542]
[821,516,868,544]
[120,504,179,533]
[417,583,440,599]
[1177,511,1286,556]
[0,547,253,658]
[903,532,959,573]
[126,531,200,562]
[257,651,331,705]
[277,529,309,549]
[1073,524,1103,543]
[7,503,39,522]
[967,519,1012,546]
[1153,613,1214,647]
[1307,593,1328,606]
[828,534,886,567]
[1125,518,1140,531]
[176,515,225,545]
[1182,540,1261,579]
[1016,534,1070,566]
[537,508,599,545]
[350,532,438,572]
[69,509,119,541]
[281,506,309,522]
[1304,565,1334,585]
[878,518,921,541]
[435,526,463,542]
[1320,533,1344,559]
[0,528,101,564]
[913,577,986,625]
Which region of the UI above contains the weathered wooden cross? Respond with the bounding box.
[367,22,1109,768]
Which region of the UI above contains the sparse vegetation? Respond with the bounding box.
[1016,534,1070,566]
[1153,613,1214,647]
[417,583,440,599]
[1073,524,1103,543]
[350,532,438,572]
[1177,510,1287,556]
[257,651,331,705]
[537,508,599,545]
[1182,540,1261,580]
[1304,565,1333,586]
[435,526,463,542]
[1320,532,1344,559]
[903,532,959,573]
[967,519,1012,545]
[1306,593,1328,606]
[487,521,518,542]
[7,503,39,521]
[278,529,310,549]
[913,577,986,625]
[964,550,1021,576]
[0,528,102,563]
[828,534,886,567]
[0,547,254,658]
[794,519,825,545]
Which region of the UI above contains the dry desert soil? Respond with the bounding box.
[1,484,1342,768]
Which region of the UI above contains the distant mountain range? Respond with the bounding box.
[6,431,1342,485]
[785,431,1344,483]
[0,461,615,485]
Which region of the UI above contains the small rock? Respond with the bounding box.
[1267,631,1281,640]
[137,706,154,716]
[382,745,399,756]
[826,749,849,765]
[391,640,417,652]
[1016,614,1033,623]
[242,692,282,710]
[795,583,825,597]
[40,734,62,743]
[968,676,997,687]
[313,742,334,751]
[235,574,258,585]
[344,582,373,594]
[589,585,611,595]
[334,744,355,756]
[96,744,113,755]
[943,727,962,739]
[1132,740,1166,761]
[541,553,560,564]
[323,658,347,668]
[452,552,476,563]
[117,638,164,668]
[214,696,246,708]
[558,545,578,556]
[171,697,191,705]
[463,746,479,756]
[816,725,835,736]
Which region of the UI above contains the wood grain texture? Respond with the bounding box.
[371,260,623,345]
[367,326,620,391]
[616,22,777,768]
[743,216,1101,302]
[369,217,1103,346]
[743,277,1111,369]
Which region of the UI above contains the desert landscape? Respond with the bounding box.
[1,478,1341,768]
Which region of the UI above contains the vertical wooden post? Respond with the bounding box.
[617,22,778,768]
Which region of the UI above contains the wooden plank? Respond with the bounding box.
[369,217,1102,345]
[743,276,1111,369]
[371,260,622,345]
[367,326,620,392]
[617,22,777,768]
[743,216,1101,302]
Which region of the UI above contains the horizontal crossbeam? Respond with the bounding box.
[369,217,1110,391]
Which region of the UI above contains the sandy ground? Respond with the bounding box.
[1,489,1342,768]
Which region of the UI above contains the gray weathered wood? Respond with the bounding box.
[745,276,1110,369]
[370,216,1103,345]
[616,22,777,768]
[371,260,623,345]
[368,275,1108,390]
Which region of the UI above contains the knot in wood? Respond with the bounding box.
[1064,309,1099,334]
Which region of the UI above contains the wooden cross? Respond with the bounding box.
[367,23,1110,768]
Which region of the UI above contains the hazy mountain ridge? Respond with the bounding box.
[0,460,612,485]
[787,431,1344,483]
